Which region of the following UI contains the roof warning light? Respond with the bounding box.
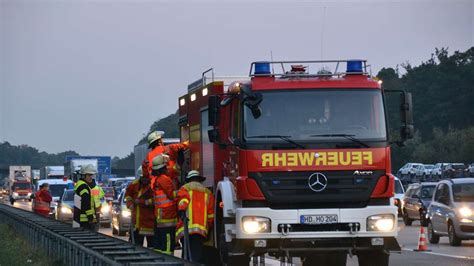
[346,60,363,73]
[254,62,271,75]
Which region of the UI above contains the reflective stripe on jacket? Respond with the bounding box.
[146,142,188,186]
[125,180,155,235]
[176,181,215,240]
[153,174,177,227]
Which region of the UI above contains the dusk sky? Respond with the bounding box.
[1,0,472,157]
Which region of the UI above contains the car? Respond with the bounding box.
[56,189,74,222]
[111,189,131,236]
[393,176,405,216]
[441,163,467,179]
[430,163,444,181]
[401,182,437,226]
[397,163,423,184]
[98,198,112,228]
[427,178,474,246]
[465,163,474,177]
[415,164,434,181]
[102,186,115,202]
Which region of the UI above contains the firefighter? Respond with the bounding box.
[125,163,155,247]
[73,164,97,229]
[151,154,177,255]
[146,131,189,186]
[32,183,52,217]
[90,179,105,231]
[176,170,215,263]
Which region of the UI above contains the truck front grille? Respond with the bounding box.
[249,170,385,209]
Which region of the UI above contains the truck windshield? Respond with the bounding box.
[13,183,31,190]
[244,89,387,145]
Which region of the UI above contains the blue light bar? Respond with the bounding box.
[346,60,363,73]
[254,62,271,75]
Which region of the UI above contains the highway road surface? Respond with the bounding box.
[3,197,473,265]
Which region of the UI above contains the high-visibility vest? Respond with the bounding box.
[176,181,215,240]
[91,185,105,210]
[124,180,155,236]
[73,180,96,228]
[153,174,177,227]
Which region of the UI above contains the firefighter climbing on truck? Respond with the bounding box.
[177,60,414,265]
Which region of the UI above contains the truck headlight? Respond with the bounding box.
[121,209,131,218]
[367,214,395,231]
[101,204,110,214]
[242,216,271,234]
[61,207,72,214]
[458,207,472,217]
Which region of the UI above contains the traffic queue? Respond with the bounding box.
[63,130,214,264]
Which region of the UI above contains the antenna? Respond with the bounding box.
[270,50,275,74]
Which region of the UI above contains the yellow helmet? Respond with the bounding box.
[147,131,164,146]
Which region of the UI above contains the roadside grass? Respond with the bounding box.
[0,223,64,266]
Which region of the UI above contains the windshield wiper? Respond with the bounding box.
[246,135,306,149]
[310,134,370,148]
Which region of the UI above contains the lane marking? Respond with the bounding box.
[402,248,474,260]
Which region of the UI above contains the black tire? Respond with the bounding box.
[10,198,15,205]
[358,250,389,266]
[112,226,118,235]
[303,252,347,266]
[403,209,413,226]
[420,211,429,227]
[428,222,440,244]
[448,222,462,246]
[118,229,126,236]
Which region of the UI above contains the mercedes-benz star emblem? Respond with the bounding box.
[308,172,328,192]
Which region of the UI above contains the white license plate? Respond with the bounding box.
[300,215,338,224]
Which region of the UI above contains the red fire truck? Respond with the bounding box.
[178,60,414,266]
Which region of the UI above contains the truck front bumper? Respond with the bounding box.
[229,206,400,255]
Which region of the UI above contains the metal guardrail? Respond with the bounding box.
[0,203,194,266]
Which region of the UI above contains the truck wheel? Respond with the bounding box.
[448,222,462,246]
[403,209,413,226]
[10,198,15,205]
[428,222,440,244]
[358,250,389,266]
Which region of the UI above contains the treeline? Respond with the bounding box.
[0,142,79,169]
[380,47,474,170]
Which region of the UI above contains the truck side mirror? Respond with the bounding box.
[208,128,220,143]
[400,92,414,141]
[208,95,220,127]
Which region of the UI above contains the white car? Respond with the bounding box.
[415,164,435,181]
[394,176,405,216]
[397,163,423,182]
[431,163,444,180]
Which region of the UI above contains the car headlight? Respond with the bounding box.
[61,207,72,214]
[12,192,19,197]
[101,204,110,214]
[458,207,472,217]
[242,216,271,234]
[367,214,395,231]
[121,209,131,218]
[27,193,32,197]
